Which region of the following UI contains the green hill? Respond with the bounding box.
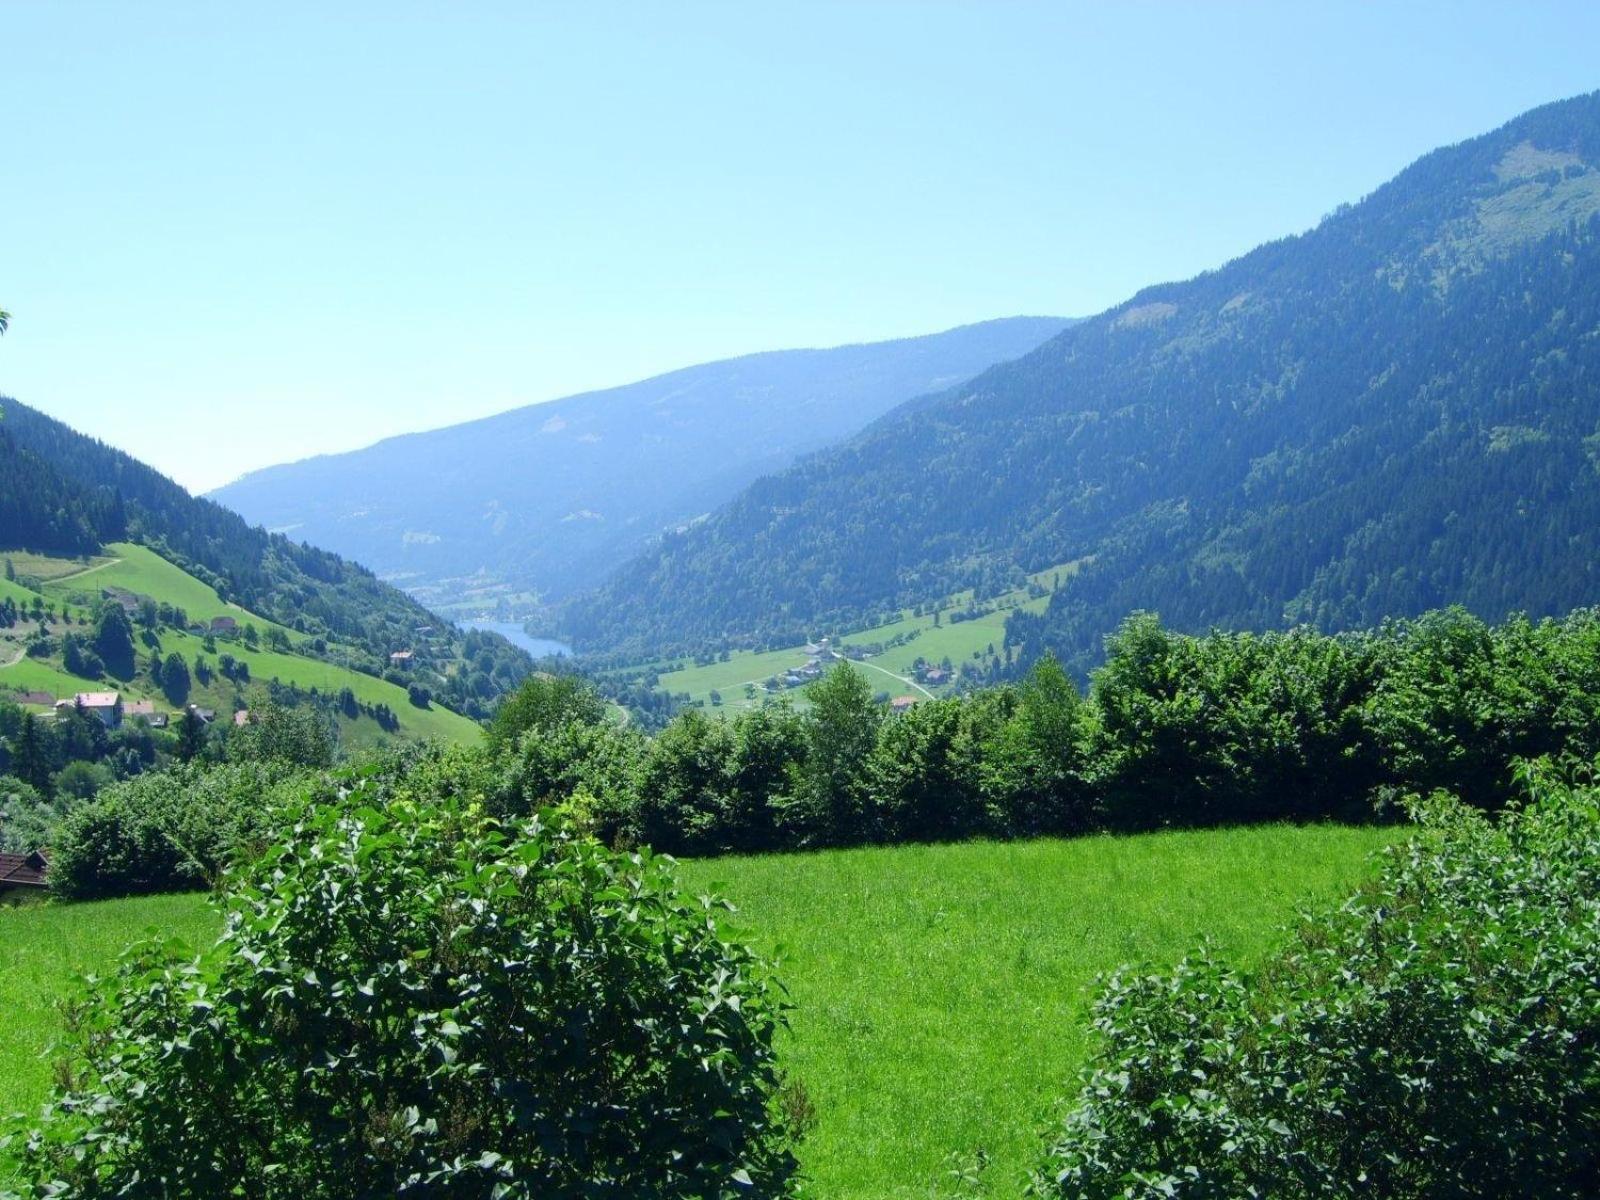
[566,91,1600,674]
[0,823,1392,1198]
[3,542,479,745]
[0,397,531,721]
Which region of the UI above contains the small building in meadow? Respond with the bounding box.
[210,616,239,634]
[891,695,918,713]
[0,849,49,896]
[390,650,415,666]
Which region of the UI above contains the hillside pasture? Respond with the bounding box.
[3,543,480,744]
[652,558,1082,714]
[0,822,1392,1197]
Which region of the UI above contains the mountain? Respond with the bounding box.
[208,317,1073,612]
[0,397,531,724]
[565,91,1600,671]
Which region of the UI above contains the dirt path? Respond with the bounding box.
[46,556,122,584]
[853,658,936,699]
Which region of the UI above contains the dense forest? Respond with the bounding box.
[0,398,531,717]
[565,92,1600,676]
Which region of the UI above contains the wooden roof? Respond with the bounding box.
[0,850,49,890]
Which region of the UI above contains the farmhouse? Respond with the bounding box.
[55,691,122,728]
[0,849,49,895]
[923,668,950,686]
[210,616,239,634]
[891,695,918,713]
[390,650,415,665]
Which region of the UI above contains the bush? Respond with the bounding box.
[1029,759,1600,1199]
[4,763,798,1198]
[0,775,64,853]
[48,762,304,899]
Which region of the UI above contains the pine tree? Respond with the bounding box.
[12,714,53,797]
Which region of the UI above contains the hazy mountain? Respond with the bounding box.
[566,92,1600,670]
[209,317,1073,611]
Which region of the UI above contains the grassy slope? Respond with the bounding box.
[0,543,479,745]
[0,823,1391,1196]
[651,559,1081,714]
[0,894,218,1120]
[0,552,115,583]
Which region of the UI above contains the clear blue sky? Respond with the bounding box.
[3,1,1598,492]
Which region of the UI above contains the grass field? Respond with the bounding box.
[652,560,1081,715]
[0,552,115,584]
[0,823,1392,1196]
[41,543,293,636]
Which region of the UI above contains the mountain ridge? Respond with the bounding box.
[208,316,1075,610]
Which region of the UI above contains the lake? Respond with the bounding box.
[459,618,573,660]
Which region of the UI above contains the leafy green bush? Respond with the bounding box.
[0,775,64,853]
[4,762,798,1199]
[1029,760,1600,1199]
[48,762,304,899]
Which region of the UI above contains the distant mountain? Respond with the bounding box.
[566,92,1600,671]
[0,397,530,722]
[208,318,1073,610]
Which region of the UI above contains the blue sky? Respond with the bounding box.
[3,1,1598,492]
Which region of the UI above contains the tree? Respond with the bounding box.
[160,651,191,706]
[92,603,138,679]
[787,662,880,844]
[176,707,207,763]
[10,713,53,796]
[227,694,334,769]
[488,673,607,751]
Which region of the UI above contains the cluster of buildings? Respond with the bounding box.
[9,690,246,730]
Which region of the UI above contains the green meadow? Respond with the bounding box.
[0,822,1392,1197]
[653,558,1083,713]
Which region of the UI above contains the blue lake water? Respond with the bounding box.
[459,618,573,660]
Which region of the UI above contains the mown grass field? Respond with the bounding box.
[41,542,295,636]
[0,823,1392,1197]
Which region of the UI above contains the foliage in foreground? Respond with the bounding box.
[1030,760,1600,1199]
[2,754,797,1199]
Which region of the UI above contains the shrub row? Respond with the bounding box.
[494,606,1600,855]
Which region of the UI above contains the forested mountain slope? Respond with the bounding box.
[0,398,530,716]
[567,91,1600,670]
[209,317,1071,609]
